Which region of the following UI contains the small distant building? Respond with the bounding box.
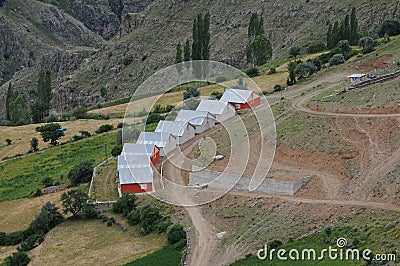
[155,120,196,145]
[121,143,160,164]
[196,99,236,123]
[220,88,260,111]
[118,167,154,195]
[175,110,216,134]
[136,132,177,156]
[348,74,366,86]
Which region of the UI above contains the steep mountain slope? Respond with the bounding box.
[0,0,399,121]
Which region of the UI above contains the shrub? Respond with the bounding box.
[273,84,282,92]
[210,91,223,100]
[41,176,54,188]
[378,18,400,37]
[111,145,123,157]
[123,56,133,66]
[5,138,12,145]
[307,42,325,53]
[3,252,30,266]
[17,233,44,251]
[167,224,186,245]
[71,107,87,119]
[96,124,114,134]
[31,188,43,198]
[112,193,137,216]
[267,68,276,75]
[329,54,345,66]
[67,160,94,185]
[215,76,227,83]
[146,112,163,125]
[269,240,283,249]
[358,37,377,54]
[183,87,200,100]
[245,67,259,77]
[117,122,124,129]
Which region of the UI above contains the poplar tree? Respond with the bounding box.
[5,82,14,121]
[184,39,191,61]
[349,7,359,45]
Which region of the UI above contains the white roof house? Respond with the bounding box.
[220,88,253,103]
[220,88,260,110]
[155,120,196,145]
[118,155,151,170]
[136,132,177,156]
[118,167,154,186]
[121,143,155,156]
[196,99,236,123]
[175,110,216,134]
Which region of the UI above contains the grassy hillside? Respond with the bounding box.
[0,132,117,202]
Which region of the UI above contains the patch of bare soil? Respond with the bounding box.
[355,54,393,72]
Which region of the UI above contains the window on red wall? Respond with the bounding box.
[140,184,148,189]
[235,104,240,109]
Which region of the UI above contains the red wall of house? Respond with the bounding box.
[150,148,160,165]
[121,183,153,194]
[230,96,260,110]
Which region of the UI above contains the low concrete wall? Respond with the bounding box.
[189,169,311,196]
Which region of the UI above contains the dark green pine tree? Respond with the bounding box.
[9,94,30,125]
[326,23,333,49]
[31,70,52,123]
[248,13,259,43]
[349,7,359,45]
[343,14,350,41]
[332,21,340,47]
[191,17,199,60]
[184,39,191,61]
[5,82,14,121]
[257,16,265,36]
[195,13,204,59]
[202,12,211,60]
[175,42,183,64]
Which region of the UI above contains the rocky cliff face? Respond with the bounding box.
[0,0,399,122]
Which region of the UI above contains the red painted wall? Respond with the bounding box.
[230,95,260,110]
[150,146,160,164]
[121,183,153,194]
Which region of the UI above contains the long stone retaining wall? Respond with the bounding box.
[189,169,311,196]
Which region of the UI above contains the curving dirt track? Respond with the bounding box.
[163,70,400,265]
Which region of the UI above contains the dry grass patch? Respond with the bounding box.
[0,118,122,160]
[91,158,119,202]
[29,218,167,266]
[0,191,65,233]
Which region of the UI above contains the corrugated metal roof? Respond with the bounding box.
[121,143,155,156]
[155,120,191,137]
[118,155,151,170]
[119,167,153,184]
[196,99,230,115]
[136,132,173,148]
[175,110,210,126]
[220,88,253,103]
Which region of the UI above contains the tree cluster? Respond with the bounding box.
[378,18,400,37]
[246,13,272,66]
[287,58,322,86]
[326,7,359,48]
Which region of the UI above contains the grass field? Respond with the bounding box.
[0,118,122,160]
[124,245,182,266]
[0,132,117,202]
[0,190,66,232]
[276,112,349,153]
[231,212,400,265]
[28,218,167,266]
[309,78,400,113]
[91,158,119,201]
